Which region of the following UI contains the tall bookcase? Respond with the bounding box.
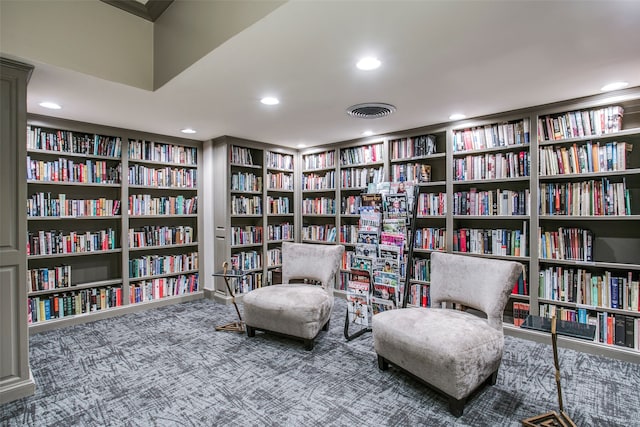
[211,136,298,303]
[25,114,203,333]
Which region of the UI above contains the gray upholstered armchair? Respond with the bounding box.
[372,252,523,417]
[242,242,344,350]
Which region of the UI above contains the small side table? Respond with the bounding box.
[212,262,246,333]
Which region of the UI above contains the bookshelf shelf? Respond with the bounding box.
[28,180,121,188]
[28,278,124,297]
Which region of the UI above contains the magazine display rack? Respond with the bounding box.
[343,183,420,341]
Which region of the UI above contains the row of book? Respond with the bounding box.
[230,250,262,272]
[231,172,262,192]
[266,172,294,190]
[453,150,530,181]
[512,302,531,327]
[230,145,256,166]
[537,106,624,142]
[302,171,335,190]
[128,139,197,165]
[452,226,527,257]
[267,223,293,241]
[230,225,263,246]
[129,225,195,248]
[390,163,432,183]
[28,286,123,323]
[407,283,430,307]
[128,194,198,216]
[539,304,639,350]
[538,227,592,262]
[128,252,199,278]
[416,192,446,216]
[27,156,122,184]
[129,274,199,302]
[539,267,639,312]
[265,152,294,171]
[229,271,263,294]
[127,164,197,188]
[340,166,385,188]
[340,144,383,166]
[539,179,630,216]
[453,189,530,216]
[539,141,632,176]
[452,119,530,152]
[230,195,262,215]
[27,228,117,256]
[27,193,121,217]
[302,197,337,215]
[27,126,122,158]
[414,228,446,251]
[389,134,437,160]
[303,151,335,170]
[266,248,282,267]
[266,196,291,214]
[301,224,337,242]
[28,265,71,292]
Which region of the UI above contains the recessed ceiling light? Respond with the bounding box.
[39,101,61,110]
[181,128,196,134]
[449,113,466,120]
[296,143,307,149]
[261,97,279,105]
[356,57,381,71]
[362,130,374,136]
[601,81,628,92]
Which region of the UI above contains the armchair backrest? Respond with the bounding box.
[281,242,345,294]
[430,252,524,330]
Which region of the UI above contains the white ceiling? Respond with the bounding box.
[24,1,640,149]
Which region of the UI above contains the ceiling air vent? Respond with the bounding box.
[347,103,396,119]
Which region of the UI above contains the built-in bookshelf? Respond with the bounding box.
[389,131,447,307]
[212,138,298,300]
[265,148,296,285]
[295,88,640,361]
[532,99,640,355]
[301,148,338,245]
[450,116,532,329]
[25,115,202,332]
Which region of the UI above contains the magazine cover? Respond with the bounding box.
[357,230,379,245]
[384,193,408,221]
[360,193,383,213]
[352,255,374,272]
[355,243,377,258]
[359,210,381,231]
[347,277,371,326]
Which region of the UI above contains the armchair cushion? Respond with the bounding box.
[243,284,332,340]
[373,307,503,400]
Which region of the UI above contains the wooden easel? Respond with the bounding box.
[522,315,577,427]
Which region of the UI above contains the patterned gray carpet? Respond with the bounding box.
[1,297,638,426]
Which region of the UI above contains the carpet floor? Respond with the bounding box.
[1,297,638,426]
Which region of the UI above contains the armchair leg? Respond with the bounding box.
[487,369,499,386]
[322,320,330,332]
[377,355,389,371]
[448,397,465,418]
[304,339,314,351]
[246,326,255,337]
